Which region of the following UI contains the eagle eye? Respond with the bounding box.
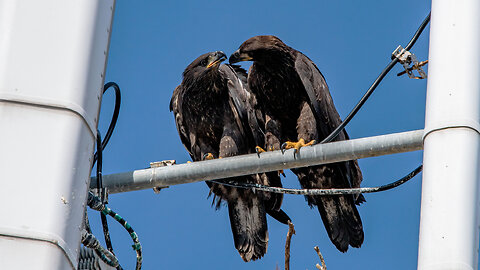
[200,59,207,66]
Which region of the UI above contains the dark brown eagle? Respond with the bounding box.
[229,36,365,252]
[170,51,290,261]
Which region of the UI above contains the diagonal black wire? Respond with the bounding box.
[321,12,431,144]
[405,12,432,51]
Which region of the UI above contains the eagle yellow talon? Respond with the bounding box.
[255,146,266,157]
[255,146,266,154]
[281,139,316,155]
[187,161,192,163]
[304,139,316,147]
[203,153,215,160]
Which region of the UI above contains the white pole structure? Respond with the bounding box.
[0,1,115,269]
[94,129,424,194]
[418,1,480,269]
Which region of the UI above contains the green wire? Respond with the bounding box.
[88,191,143,270]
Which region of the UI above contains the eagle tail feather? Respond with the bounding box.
[294,165,364,252]
[316,195,364,252]
[228,197,268,262]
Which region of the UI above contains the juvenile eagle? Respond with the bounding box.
[170,51,289,261]
[230,36,364,252]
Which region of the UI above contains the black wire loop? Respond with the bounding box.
[93,82,122,164]
[87,82,127,270]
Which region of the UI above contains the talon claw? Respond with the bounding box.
[255,146,266,157]
[305,139,316,147]
[281,142,288,154]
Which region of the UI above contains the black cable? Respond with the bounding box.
[89,82,122,268]
[96,130,104,201]
[93,82,122,164]
[84,211,113,265]
[210,165,422,196]
[81,229,120,268]
[96,130,115,257]
[405,13,431,51]
[321,12,431,144]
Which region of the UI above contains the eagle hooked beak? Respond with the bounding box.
[229,49,253,64]
[207,51,227,68]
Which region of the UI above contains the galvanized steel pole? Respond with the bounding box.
[95,129,424,194]
[417,1,480,269]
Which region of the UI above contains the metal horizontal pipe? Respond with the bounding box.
[94,129,424,194]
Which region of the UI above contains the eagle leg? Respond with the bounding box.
[255,145,277,154]
[255,146,285,176]
[256,143,281,155]
[281,139,316,156]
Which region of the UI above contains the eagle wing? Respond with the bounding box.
[293,52,364,251]
[294,52,363,190]
[220,64,289,223]
[170,85,193,159]
[221,64,264,147]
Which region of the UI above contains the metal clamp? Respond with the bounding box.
[150,160,176,193]
[392,45,428,79]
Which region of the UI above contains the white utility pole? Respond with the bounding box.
[418,1,480,270]
[0,1,115,269]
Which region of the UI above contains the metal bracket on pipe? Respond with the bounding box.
[150,160,175,193]
[392,45,428,79]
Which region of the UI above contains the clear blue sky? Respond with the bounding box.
[90,1,433,269]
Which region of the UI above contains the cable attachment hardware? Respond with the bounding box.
[92,187,109,205]
[392,45,428,79]
[150,160,176,193]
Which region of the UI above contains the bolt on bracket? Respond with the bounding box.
[392,45,428,79]
[150,160,176,193]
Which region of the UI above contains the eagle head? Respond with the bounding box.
[229,35,289,64]
[183,51,227,78]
